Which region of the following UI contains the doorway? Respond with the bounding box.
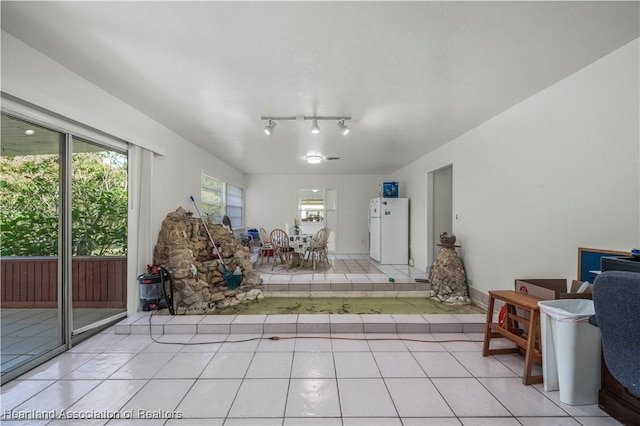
[428,165,453,267]
[297,188,337,252]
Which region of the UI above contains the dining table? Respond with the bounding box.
[288,234,315,268]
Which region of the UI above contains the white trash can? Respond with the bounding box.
[538,299,601,405]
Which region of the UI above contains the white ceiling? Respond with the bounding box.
[2,1,638,175]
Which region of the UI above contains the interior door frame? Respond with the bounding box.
[426,164,454,268]
[297,187,337,252]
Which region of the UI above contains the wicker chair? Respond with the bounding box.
[270,228,294,270]
[302,227,331,270]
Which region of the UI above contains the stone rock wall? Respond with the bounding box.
[153,207,263,314]
[429,246,471,305]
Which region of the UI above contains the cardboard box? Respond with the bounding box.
[559,280,593,299]
[515,278,593,300]
[515,279,567,300]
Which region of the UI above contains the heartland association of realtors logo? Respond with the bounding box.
[3,409,183,420]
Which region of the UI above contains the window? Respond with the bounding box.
[201,174,244,229]
[225,183,243,229]
[298,189,325,223]
[201,174,223,223]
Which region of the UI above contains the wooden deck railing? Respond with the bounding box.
[1,256,127,308]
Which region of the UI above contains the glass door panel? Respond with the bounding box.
[71,138,127,336]
[0,114,65,380]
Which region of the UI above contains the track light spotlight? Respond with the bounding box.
[310,119,320,134]
[337,120,350,135]
[264,120,276,135]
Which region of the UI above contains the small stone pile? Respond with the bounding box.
[153,207,263,314]
[429,242,471,305]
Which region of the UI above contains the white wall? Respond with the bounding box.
[392,39,640,298]
[1,32,245,240]
[245,174,387,253]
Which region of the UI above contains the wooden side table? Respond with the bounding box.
[483,290,543,385]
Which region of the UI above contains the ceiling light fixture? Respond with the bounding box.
[260,115,352,135]
[305,155,323,164]
[24,129,35,136]
[337,120,350,135]
[263,120,276,136]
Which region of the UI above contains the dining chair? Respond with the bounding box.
[270,228,294,270]
[303,227,331,270]
[258,227,274,264]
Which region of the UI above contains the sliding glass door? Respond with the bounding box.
[1,112,129,383]
[71,138,128,336]
[0,114,66,381]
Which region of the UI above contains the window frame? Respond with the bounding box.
[201,173,244,230]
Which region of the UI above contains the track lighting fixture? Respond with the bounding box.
[305,155,323,164]
[263,120,276,136]
[337,120,349,135]
[260,115,352,135]
[310,119,320,134]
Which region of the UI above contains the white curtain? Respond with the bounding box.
[127,145,154,314]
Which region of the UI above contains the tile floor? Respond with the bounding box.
[1,325,620,425]
[259,254,429,293]
[1,308,125,375]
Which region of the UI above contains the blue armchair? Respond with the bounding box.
[593,270,640,398]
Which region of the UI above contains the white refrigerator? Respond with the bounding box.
[369,197,409,264]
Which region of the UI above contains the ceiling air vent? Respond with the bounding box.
[325,157,340,161]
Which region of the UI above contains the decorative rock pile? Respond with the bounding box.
[429,233,472,305]
[153,207,263,314]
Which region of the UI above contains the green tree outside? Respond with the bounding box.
[1,152,128,256]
